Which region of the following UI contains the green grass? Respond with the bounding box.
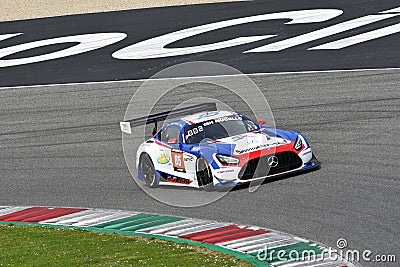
[0,224,252,267]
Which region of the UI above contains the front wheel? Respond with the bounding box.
[139,153,158,188]
[196,157,214,191]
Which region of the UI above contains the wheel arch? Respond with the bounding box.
[138,151,161,187]
[196,156,215,190]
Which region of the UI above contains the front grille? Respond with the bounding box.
[239,152,302,180]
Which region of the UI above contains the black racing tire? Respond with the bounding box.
[196,157,214,191]
[139,153,158,188]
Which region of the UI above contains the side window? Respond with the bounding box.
[159,126,182,143]
[244,119,259,132]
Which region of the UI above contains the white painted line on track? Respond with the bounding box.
[46,210,115,224]
[1,67,400,90]
[224,233,290,249]
[234,237,297,253]
[218,233,273,246]
[58,211,121,224]
[165,222,230,236]
[380,7,400,13]
[40,209,98,223]
[237,238,297,253]
[0,206,32,216]
[40,209,137,226]
[50,212,134,226]
[70,212,137,227]
[310,23,400,50]
[139,219,208,234]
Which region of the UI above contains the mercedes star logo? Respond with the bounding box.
[267,155,279,167]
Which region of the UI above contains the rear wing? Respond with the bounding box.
[120,103,217,134]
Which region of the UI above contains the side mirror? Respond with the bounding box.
[257,119,266,125]
[167,138,177,144]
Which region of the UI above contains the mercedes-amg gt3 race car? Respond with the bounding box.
[120,103,320,190]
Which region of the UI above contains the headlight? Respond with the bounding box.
[294,135,303,151]
[216,154,240,165]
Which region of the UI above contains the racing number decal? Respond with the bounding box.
[186,125,204,139]
[171,149,186,173]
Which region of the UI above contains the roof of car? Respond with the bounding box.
[180,110,239,125]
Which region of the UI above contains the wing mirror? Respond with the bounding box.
[167,138,177,144]
[257,119,266,125]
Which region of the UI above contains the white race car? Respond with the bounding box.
[120,103,320,190]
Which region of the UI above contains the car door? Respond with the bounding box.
[158,125,185,174]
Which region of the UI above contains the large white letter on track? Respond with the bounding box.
[0,33,127,67]
[112,9,342,59]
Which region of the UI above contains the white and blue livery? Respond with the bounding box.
[120,103,320,190]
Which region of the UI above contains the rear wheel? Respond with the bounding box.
[139,153,158,188]
[196,157,214,191]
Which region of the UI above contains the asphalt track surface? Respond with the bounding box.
[1,1,399,266]
[0,0,399,86]
[1,69,399,266]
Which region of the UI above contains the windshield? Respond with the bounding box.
[184,115,259,144]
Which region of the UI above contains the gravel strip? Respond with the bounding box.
[0,0,244,22]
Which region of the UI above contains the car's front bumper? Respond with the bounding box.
[214,154,321,187]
